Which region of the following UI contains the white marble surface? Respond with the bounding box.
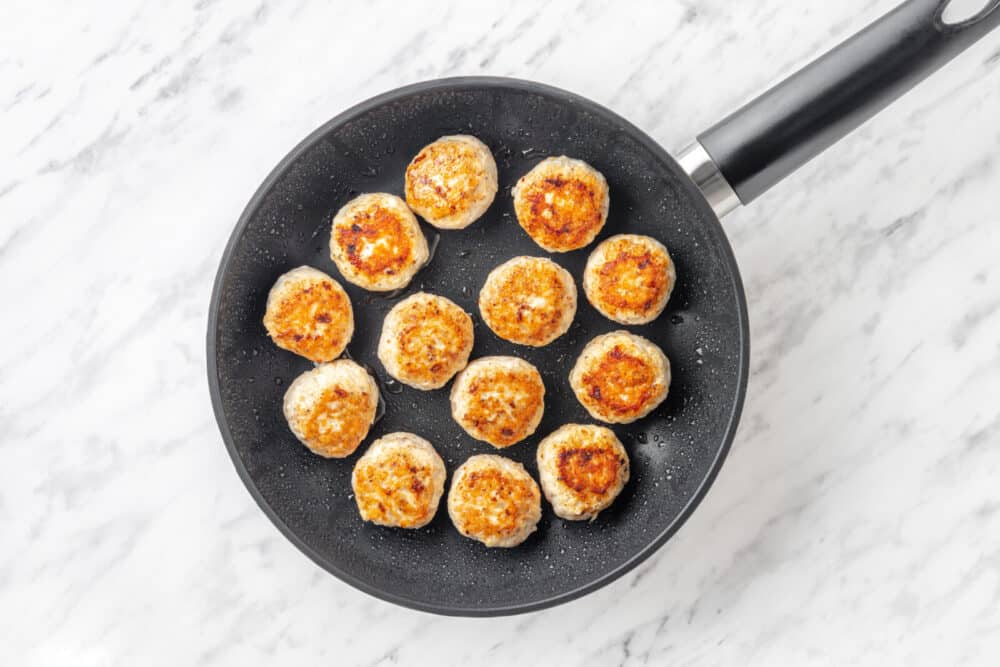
[3,0,1000,664]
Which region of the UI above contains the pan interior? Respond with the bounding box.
[209,79,748,615]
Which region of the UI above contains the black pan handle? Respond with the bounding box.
[689,0,1000,212]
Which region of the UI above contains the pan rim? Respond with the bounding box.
[206,75,750,617]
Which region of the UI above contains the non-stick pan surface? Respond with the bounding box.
[208,77,749,615]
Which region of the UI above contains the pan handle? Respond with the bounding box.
[682,0,1000,216]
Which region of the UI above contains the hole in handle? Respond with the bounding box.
[941,0,997,25]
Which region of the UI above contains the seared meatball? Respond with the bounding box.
[450,356,545,448]
[447,454,542,548]
[569,331,670,424]
[478,256,577,347]
[378,292,474,390]
[405,135,498,230]
[512,156,609,252]
[330,193,429,291]
[352,432,447,529]
[584,234,676,325]
[283,360,379,458]
[537,424,629,520]
[263,265,353,363]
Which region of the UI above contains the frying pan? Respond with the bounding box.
[208,0,1000,615]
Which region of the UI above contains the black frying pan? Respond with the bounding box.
[208,1,1000,615]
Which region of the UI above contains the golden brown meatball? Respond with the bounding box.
[263,265,354,363]
[512,156,609,252]
[330,193,429,291]
[569,331,670,424]
[352,432,447,529]
[478,256,577,347]
[584,234,676,325]
[405,135,498,229]
[283,360,379,458]
[447,454,542,548]
[378,292,474,390]
[450,356,545,448]
[536,424,629,520]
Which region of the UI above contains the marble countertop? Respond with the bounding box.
[3,0,1000,664]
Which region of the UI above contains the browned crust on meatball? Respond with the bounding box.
[579,345,657,418]
[405,137,495,226]
[449,462,541,545]
[451,359,545,448]
[292,384,375,458]
[556,443,627,501]
[479,257,576,347]
[353,449,439,528]
[586,236,674,323]
[513,157,609,252]
[264,275,352,362]
[380,294,474,389]
[333,203,417,284]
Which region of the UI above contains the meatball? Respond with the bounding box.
[569,330,670,424]
[537,424,629,520]
[512,156,609,252]
[447,454,542,548]
[450,356,545,448]
[263,265,353,363]
[478,256,577,347]
[584,234,676,324]
[330,192,429,291]
[352,432,447,529]
[405,134,498,229]
[378,292,474,390]
[283,360,379,458]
